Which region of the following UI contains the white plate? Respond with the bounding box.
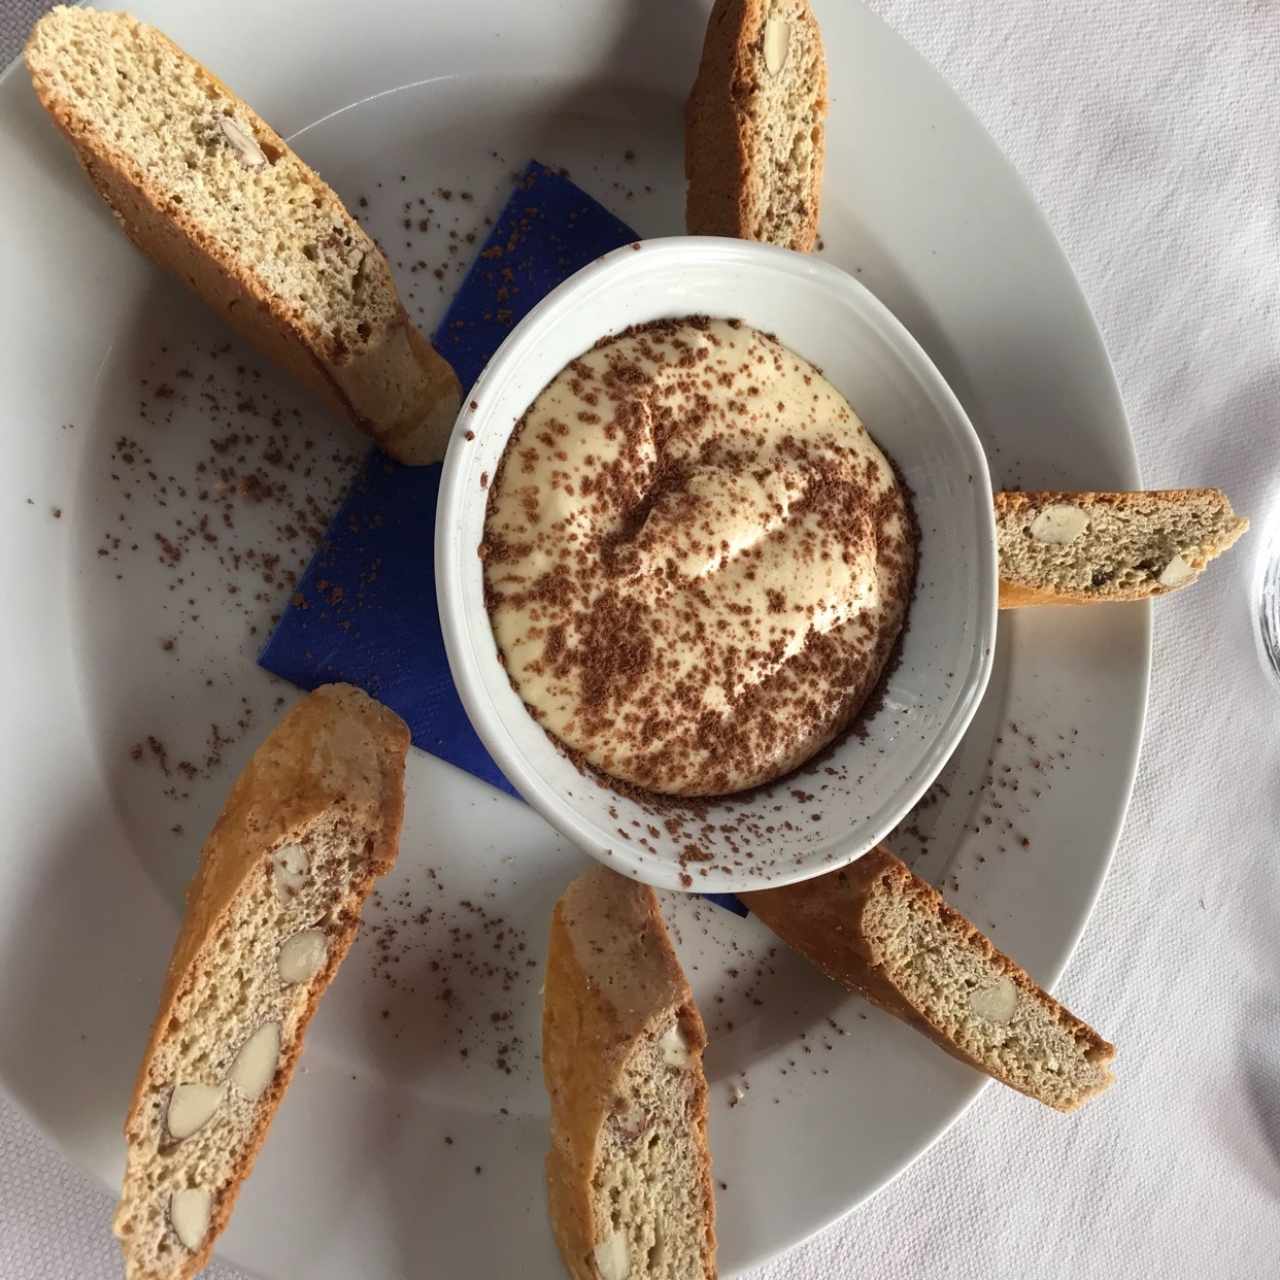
[0,2,1147,1277]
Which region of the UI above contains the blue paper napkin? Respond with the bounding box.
[258,162,745,915]
[260,455,520,798]
[432,163,638,392]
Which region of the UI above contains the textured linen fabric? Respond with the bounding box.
[3,1,1279,1277]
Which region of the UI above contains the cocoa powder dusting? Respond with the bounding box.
[481,316,918,801]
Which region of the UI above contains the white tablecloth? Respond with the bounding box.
[3,1,1278,1276]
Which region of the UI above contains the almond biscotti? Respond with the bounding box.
[996,488,1247,607]
[111,684,409,1279]
[746,846,1115,1111]
[543,866,717,1280]
[26,8,460,464]
[685,0,828,251]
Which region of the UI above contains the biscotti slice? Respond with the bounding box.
[685,0,828,251]
[996,488,1248,607]
[543,866,717,1280]
[26,8,460,464]
[745,846,1115,1111]
[112,684,409,1280]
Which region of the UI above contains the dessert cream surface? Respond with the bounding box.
[481,317,916,796]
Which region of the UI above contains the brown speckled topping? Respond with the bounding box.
[483,318,916,797]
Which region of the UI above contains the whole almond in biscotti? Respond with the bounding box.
[685,0,828,251]
[110,684,409,1280]
[25,7,461,464]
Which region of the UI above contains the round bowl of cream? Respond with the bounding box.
[436,236,996,893]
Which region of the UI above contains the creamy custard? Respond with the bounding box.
[481,317,916,797]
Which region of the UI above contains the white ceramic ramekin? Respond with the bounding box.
[436,236,996,893]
